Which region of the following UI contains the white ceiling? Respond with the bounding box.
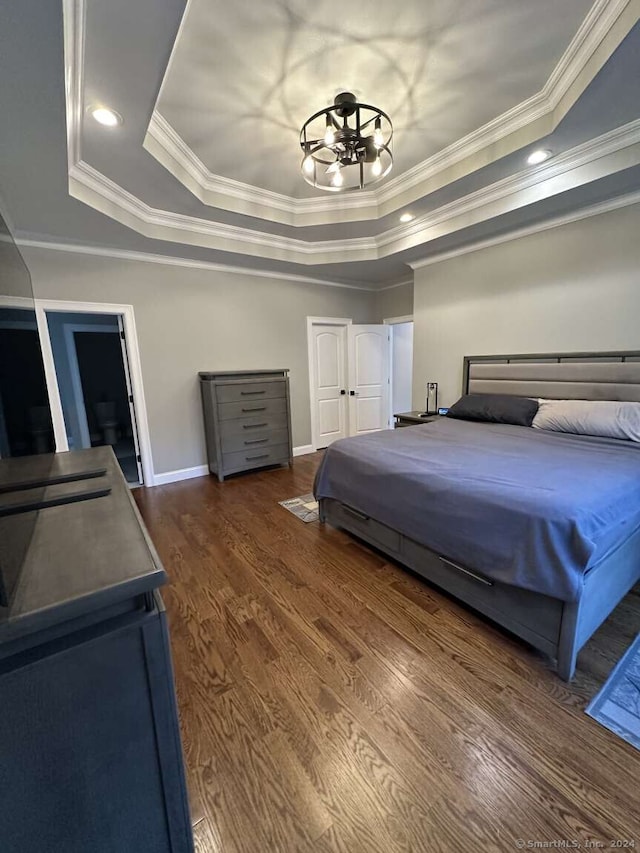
[155,0,593,197]
[0,0,639,288]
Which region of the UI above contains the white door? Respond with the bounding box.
[347,325,390,436]
[117,316,144,484]
[310,324,348,448]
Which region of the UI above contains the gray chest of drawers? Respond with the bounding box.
[199,369,293,481]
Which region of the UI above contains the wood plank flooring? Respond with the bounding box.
[134,454,640,853]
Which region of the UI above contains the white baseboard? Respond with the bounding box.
[153,446,315,486]
[152,464,209,486]
[293,444,314,457]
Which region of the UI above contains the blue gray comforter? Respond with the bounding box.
[313,419,640,602]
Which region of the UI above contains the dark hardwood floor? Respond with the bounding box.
[134,454,640,853]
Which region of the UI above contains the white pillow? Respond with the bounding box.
[532,399,640,442]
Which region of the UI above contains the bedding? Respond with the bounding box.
[314,418,640,602]
[533,398,640,442]
[447,393,538,426]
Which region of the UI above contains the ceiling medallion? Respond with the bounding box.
[299,92,393,192]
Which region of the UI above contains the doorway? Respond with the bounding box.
[307,317,391,450]
[0,308,54,457]
[386,317,414,420]
[37,303,151,486]
[307,320,349,449]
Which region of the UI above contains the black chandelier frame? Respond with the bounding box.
[299,92,393,192]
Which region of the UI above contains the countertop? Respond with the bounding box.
[0,447,166,644]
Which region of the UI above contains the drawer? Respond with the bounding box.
[328,500,400,553]
[218,397,287,422]
[216,381,285,404]
[221,428,289,453]
[222,443,290,473]
[401,539,562,646]
[219,412,288,437]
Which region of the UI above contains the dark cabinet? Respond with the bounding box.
[0,447,194,853]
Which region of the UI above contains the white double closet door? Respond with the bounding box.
[311,323,390,449]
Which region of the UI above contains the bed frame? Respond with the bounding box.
[319,350,640,680]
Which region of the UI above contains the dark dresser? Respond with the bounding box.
[199,369,293,481]
[0,447,194,853]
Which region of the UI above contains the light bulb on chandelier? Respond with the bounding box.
[373,118,384,149]
[299,92,393,191]
[324,121,336,147]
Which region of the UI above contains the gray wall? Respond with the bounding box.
[413,203,640,408]
[375,281,413,320]
[24,248,376,475]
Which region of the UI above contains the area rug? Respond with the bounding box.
[279,493,319,523]
[586,633,640,750]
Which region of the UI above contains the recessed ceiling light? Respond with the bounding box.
[89,106,123,127]
[527,148,551,165]
[399,212,415,223]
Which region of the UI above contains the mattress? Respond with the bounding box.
[313,418,640,602]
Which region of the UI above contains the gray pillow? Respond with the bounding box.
[446,394,538,426]
[532,399,640,442]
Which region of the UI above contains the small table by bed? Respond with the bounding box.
[393,411,439,428]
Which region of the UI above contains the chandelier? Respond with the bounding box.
[299,92,393,192]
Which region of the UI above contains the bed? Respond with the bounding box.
[315,351,640,680]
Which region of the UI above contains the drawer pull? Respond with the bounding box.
[242,406,267,413]
[246,453,270,461]
[241,390,266,396]
[343,505,370,522]
[244,438,269,445]
[243,422,268,430]
[439,557,493,586]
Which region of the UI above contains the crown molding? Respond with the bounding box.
[22,183,640,294]
[68,160,380,263]
[377,118,640,251]
[25,189,640,295]
[545,0,640,115]
[144,112,301,221]
[144,112,379,227]
[408,188,640,271]
[0,295,36,309]
[15,236,377,291]
[62,0,640,266]
[142,0,638,225]
[62,0,85,171]
[375,0,637,210]
[67,117,640,265]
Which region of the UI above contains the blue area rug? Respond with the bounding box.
[586,633,640,750]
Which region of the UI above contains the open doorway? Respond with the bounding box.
[385,316,414,421]
[0,307,54,457]
[45,310,143,484]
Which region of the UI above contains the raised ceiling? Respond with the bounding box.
[0,0,639,288]
[153,0,593,197]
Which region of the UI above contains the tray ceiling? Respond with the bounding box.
[153,0,593,198]
[0,0,639,288]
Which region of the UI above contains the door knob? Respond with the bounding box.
[349,390,358,396]
[340,389,346,395]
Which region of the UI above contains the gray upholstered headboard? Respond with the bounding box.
[463,351,640,403]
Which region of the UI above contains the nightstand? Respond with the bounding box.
[393,411,440,428]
